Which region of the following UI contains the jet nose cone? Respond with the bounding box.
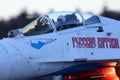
[0,45,10,80]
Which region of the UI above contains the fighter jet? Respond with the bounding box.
[1,11,120,80]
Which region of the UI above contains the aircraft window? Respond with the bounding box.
[49,12,83,31]
[22,17,53,36]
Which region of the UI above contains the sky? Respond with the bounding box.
[0,0,120,19]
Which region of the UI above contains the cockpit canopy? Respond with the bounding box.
[22,11,101,36]
[48,12,83,31]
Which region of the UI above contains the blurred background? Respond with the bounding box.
[0,0,120,39]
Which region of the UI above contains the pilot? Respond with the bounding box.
[57,15,66,25]
[56,15,66,30]
[65,13,78,23]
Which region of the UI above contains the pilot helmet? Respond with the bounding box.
[57,15,66,23]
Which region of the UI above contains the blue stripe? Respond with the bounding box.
[42,63,109,77]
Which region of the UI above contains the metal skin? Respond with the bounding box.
[0,11,120,80]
